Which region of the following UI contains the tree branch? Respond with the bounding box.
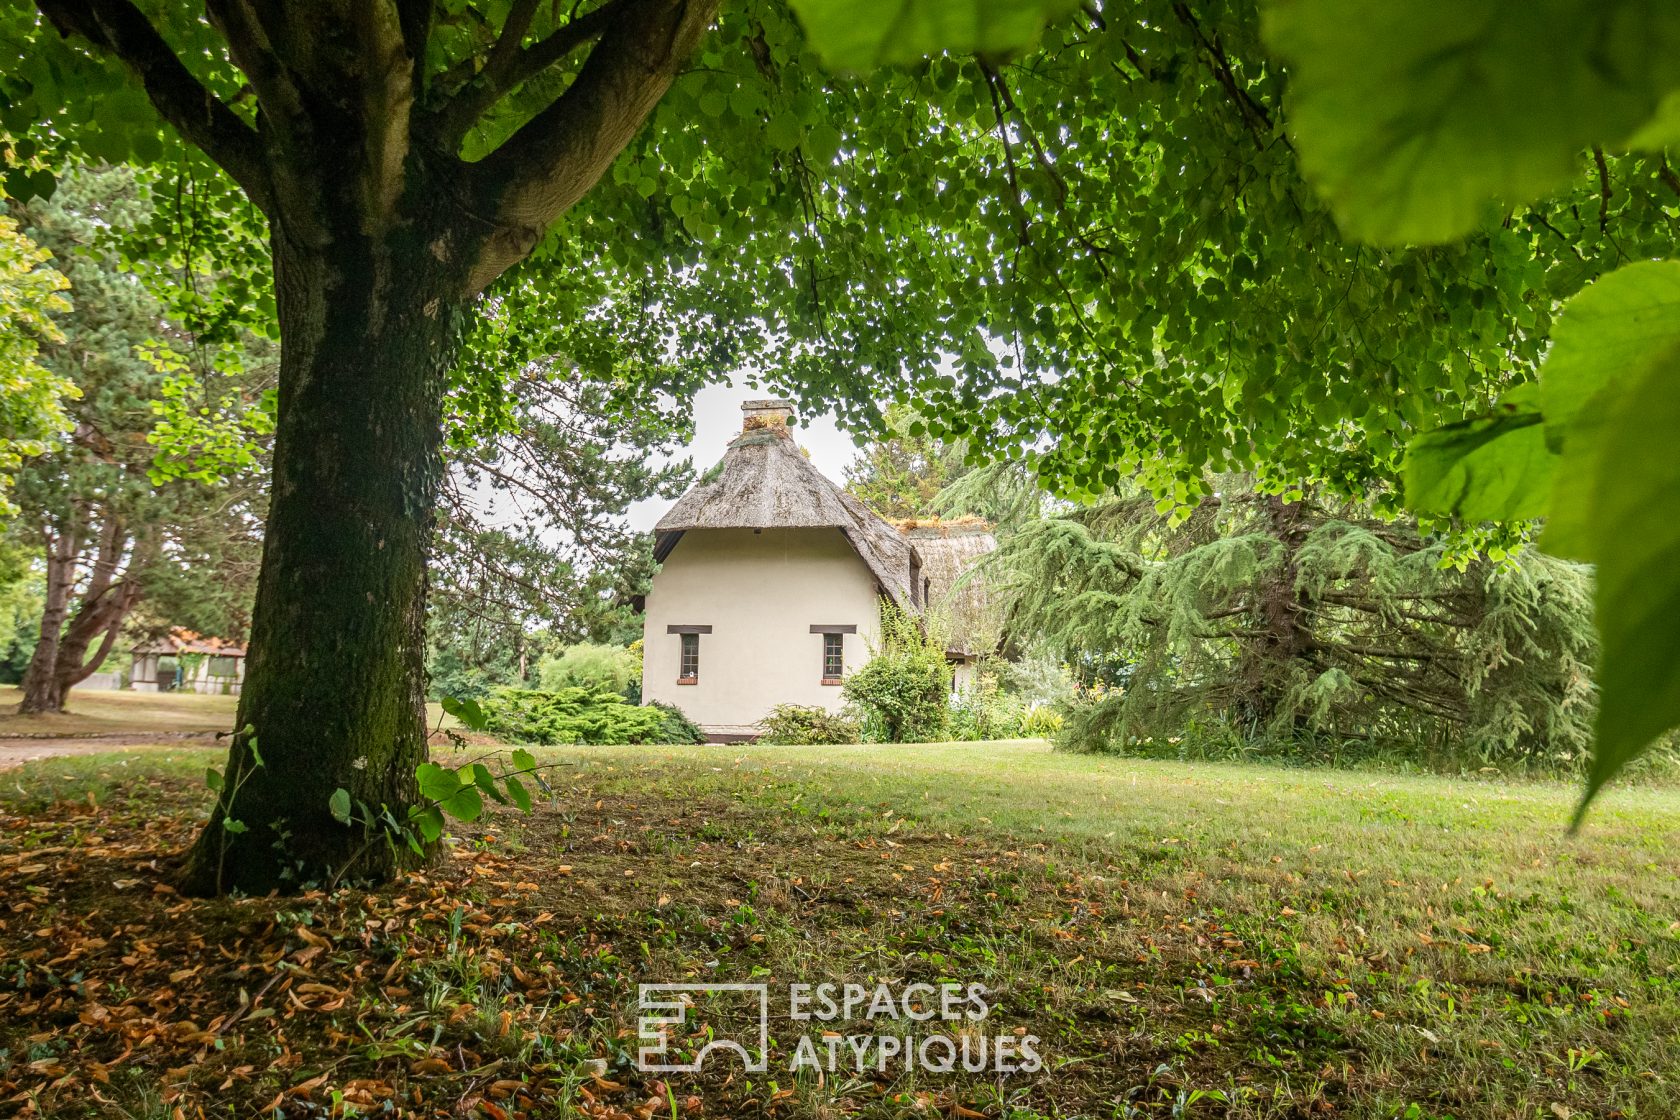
[463,0,720,293]
[397,0,436,92]
[431,0,632,151]
[36,0,275,213]
[201,0,310,149]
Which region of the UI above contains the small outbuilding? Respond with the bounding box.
[130,629,247,695]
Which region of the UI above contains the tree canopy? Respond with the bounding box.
[1257,0,1680,808]
[0,204,71,516]
[5,0,1673,885]
[843,403,969,519]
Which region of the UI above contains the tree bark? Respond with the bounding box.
[52,577,141,698]
[26,0,721,895]
[1240,493,1312,729]
[182,220,465,896]
[19,512,144,714]
[17,520,79,714]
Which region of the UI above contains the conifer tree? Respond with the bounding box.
[9,166,268,713]
[996,482,1598,766]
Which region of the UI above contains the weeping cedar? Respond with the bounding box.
[996,485,1597,766]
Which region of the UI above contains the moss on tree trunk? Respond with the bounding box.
[182,226,464,896]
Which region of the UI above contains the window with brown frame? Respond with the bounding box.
[822,632,844,683]
[679,631,699,682]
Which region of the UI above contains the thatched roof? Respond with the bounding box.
[655,421,917,607]
[899,520,1001,658]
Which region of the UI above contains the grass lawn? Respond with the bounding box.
[0,686,462,740]
[0,685,240,737]
[1,741,1675,1118]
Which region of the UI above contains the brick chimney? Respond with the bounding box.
[741,398,795,432]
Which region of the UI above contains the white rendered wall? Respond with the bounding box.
[641,527,882,735]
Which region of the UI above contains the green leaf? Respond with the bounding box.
[222,818,248,834]
[416,761,461,801]
[1403,391,1553,521]
[1263,0,1680,244]
[1537,386,1620,562]
[205,768,225,793]
[1532,262,1680,561]
[1572,347,1680,818]
[412,805,446,843]
[417,761,485,820]
[510,748,538,773]
[764,113,802,151]
[506,776,532,814]
[470,762,506,805]
[1539,261,1680,451]
[328,787,353,825]
[439,783,484,822]
[441,695,488,732]
[787,0,1078,72]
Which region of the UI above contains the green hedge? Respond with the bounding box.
[482,686,703,746]
[756,703,861,745]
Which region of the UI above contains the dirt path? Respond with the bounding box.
[0,731,220,768]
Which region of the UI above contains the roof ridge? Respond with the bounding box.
[653,424,915,607]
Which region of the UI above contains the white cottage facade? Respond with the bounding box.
[640,400,997,740]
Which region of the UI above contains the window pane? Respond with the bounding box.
[680,632,699,679]
[823,632,844,679]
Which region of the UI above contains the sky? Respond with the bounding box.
[625,374,862,532]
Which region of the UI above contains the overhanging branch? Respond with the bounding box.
[37,0,275,213]
[462,0,719,293]
[430,0,632,151]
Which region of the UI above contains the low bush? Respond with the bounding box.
[1053,685,1680,778]
[534,642,642,698]
[948,669,1022,741]
[946,663,1066,741]
[756,704,860,745]
[1017,704,1064,738]
[647,700,706,745]
[843,607,950,743]
[483,686,698,745]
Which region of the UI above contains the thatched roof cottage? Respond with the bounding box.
[641,400,997,740]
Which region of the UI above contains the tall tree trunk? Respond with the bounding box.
[182,223,464,896]
[1240,493,1313,729]
[17,520,79,714]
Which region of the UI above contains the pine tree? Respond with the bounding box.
[429,360,691,697]
[9,167,268,713]
[844,404,971,520]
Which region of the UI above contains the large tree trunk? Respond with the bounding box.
[17,520,80,714]
[182,224,465,896]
